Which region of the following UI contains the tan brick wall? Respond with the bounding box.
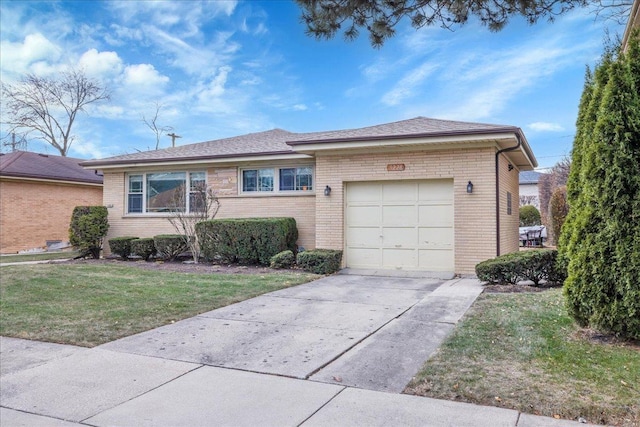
[0,178,103,253]
[314,147,501,274]
[498,154,520,255]
[102,168,315,254]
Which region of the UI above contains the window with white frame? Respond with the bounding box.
[127,171,206,214]
[241,166,313,193]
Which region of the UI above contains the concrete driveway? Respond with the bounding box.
[98,274,481,392]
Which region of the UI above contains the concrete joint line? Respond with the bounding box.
[78,364,205,424]
[297,386,347,427]
[305,298,424,380]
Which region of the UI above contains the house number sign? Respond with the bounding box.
[387,163,405,171]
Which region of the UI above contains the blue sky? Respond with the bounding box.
[0,0,628,169]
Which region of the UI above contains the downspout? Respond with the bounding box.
[495,132,522,256]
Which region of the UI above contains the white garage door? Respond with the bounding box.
[345,180,454,272]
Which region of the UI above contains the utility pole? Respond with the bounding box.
[167,132,181,148]
[2,133,26,152]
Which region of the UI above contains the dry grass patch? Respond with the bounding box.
[405,288,639,426]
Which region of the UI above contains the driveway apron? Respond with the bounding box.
[99,275,482,391]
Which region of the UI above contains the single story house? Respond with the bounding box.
[0,150,104,253]
[83,117,537,275]
[518,170,543,209]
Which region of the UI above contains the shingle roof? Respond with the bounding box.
[287,116,517,144]
[519,171,543,184]
[82,117,528,168]
[0,151,103,184]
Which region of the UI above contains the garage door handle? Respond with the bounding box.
[395,244,402,248]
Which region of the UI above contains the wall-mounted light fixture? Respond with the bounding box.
[508,164,514,171]
[324,185,332,196]
[467,181,474,194]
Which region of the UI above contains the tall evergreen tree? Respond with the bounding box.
[560,32,640,339]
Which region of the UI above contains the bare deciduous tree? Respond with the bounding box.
[519,195,538,206]
[1,69,110,156]
[538,158,571,231]
[167,183,220,263]
[142,101,173,150]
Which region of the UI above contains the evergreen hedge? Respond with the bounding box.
[270,250,296,269]
[108,236,138,260]
[196,218,298,266]
[69,206,109,259]
[559,34,640,340]
[475,250,565,286]
[131,238,156,261]
[297,249,342,275]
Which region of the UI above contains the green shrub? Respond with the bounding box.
[297,249,342,275]
[519,205,541,227]
[69,206,109,259]
[196,218,298,266]
[108,236,138,260]
[475,250,566,286]
[131,238,156,261]
[270,250,295,269]
[153,234,188,261]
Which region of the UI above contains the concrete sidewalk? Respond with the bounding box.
[0,275,594,426]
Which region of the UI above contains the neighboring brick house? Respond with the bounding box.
[83,117,537,275]
[0,151,104,253]
[518,170,543,209]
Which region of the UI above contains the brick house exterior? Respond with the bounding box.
[84,117,537,275]
[0,151,104,253]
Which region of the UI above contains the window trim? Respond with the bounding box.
[238,165,314,195]
[125,171,207,215]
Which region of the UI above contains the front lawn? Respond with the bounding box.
[405,288,640,426]
[0,263,318,347]
[0,251,79,263]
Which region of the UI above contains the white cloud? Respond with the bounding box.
[292,104,308,111]
[528,122,565,132]
[124,64,169,86]
[0,33,61,76]
[77,49,123,78]
[381,62,439,106]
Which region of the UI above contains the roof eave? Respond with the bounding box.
[81,151,313,170]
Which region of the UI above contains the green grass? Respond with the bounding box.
[0,251,79,263]
[0,264,318,347]
[405,289,640,426]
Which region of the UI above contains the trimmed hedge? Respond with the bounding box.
[131,238,156,261]
[196,217,298,266]
[297,249,342,275]
[154,234,188,261]
[270,250,295,269]
[69,206,109,259]
[475,249,566,286]
[108,236,138,260]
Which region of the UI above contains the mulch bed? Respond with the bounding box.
[482,283,559,293]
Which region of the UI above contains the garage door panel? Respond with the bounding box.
[348,248,381,268]
[418,180,453,202]
[347,227,381,246]
[382,205,416,225]
[348,183,381,202]
[347,206,380,226]
[419,228,454,248]
[382,249,417,268]
[418,249,454,271]
[382,227,418,246]
[383,182,416,202]
[418,205,454,227]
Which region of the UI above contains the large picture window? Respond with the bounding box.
[127,171,205,214]
[241,166,313,194]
